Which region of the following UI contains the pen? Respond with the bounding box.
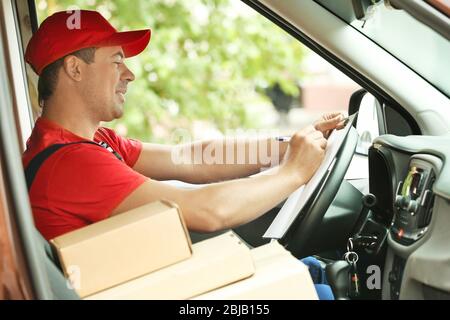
[275,136,291,142]
[275,117,350,142]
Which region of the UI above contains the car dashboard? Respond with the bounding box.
[367,134,450,300]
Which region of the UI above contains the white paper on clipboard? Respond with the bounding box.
[263,114,356,239]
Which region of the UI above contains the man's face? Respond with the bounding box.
[80,46,135,122]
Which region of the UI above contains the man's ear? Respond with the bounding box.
[62,55,82,81]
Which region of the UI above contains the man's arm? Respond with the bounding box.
[132,138,288,184]
[115,125,327,232]
[132,113,344,183]
[112,164,296,232]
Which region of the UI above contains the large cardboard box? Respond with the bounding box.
[193,241,318,300]
[86,231,255,300]
[50,200,192,298]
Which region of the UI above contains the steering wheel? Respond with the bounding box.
[280,126,359,258]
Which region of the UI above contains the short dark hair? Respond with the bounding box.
[37,47,96,107]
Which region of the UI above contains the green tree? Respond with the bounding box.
[37,0,305,142]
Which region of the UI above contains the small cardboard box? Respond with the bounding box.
[86,231,255,300]
[50,200,192,298]
[193,241,318,300]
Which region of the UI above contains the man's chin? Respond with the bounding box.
[113,108,124,119]
[109,104,124,120]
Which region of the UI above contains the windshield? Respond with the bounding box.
[315,0,450,98]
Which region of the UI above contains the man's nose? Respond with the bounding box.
[121,63,135,82]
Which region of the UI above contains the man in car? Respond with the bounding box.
[23,10,344,244]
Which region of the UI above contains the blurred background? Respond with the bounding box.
[36,0,360,143]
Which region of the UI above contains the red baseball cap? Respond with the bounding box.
[25,10,151,75]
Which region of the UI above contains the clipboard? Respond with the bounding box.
[263,113,358,240]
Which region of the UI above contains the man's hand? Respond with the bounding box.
[314,112,346,139]
[281,125,327,185]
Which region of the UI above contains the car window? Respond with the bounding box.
[36,0,360,144]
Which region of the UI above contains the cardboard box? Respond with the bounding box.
[50,200,192,298]
[86,231,255,300]
[193,241,318,300]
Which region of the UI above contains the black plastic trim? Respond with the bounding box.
[27,0,39,33]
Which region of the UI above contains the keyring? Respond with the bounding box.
[344,251,359,264]
[347,238,354,253]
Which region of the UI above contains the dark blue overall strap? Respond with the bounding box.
[25,141,122,191]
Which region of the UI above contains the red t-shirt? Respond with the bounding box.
[22,117,147,240]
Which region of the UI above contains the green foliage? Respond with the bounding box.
[37,0,305,142]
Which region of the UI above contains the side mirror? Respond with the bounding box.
[349,90,384,155]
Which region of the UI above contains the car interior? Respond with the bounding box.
[0,0,449,300]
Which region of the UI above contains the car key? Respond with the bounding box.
[344,238,361,299]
